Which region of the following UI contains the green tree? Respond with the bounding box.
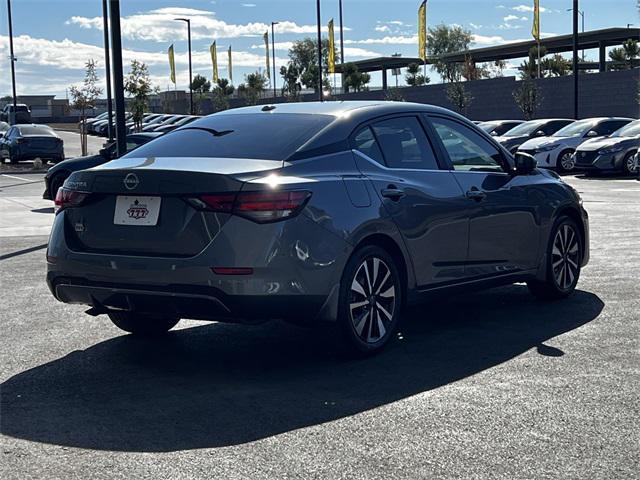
[405,63,429,86]
[520,45,548,79]
[238,71,267,105]
[446,81,473,115]
[462,55,489,81]
[191,74,211,93]
[427,23,473,82]
[124,60,152,131]
[342,63,371,92]
[513,77,542,120]
[190,74,211,114]
[609,39,639,70]
[542,54,572,77]
[211,78,234,112]
[280,63,302,100]
[69,59,102,156]
[285,38,335,92]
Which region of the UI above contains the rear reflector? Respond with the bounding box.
[54,187,90,213]
[212,267,253,275]
[187,190,311,223]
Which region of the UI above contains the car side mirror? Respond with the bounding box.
[490,131,498,136]
[99,148,110,158]
[534,130,546,137]
[514,152,537,175]
[586,130,599,138]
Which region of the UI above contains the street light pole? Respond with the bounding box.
[572,0,579,119]
[339,0,345,94]
[6,0,18,125]
[271,21,278,98]
[102,0,114,142]
[316,0,323,102]
[109,0,126,156]
[175,18,193,115]
[567,8,585,61]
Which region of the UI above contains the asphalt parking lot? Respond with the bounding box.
[0,171,638,479]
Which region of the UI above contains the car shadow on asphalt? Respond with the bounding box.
[0,285,603,452]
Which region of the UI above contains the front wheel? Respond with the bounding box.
[622,151,638,176]
[528,216,582,300]
[108,312,180,336]
[337,245,403,355]
[556,150,576,173]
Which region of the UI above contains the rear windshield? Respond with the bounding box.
[17,125,54,136]
[125,113,334,161]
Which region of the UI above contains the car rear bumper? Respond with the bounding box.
[46,209,351,323]
[48,275,326,324]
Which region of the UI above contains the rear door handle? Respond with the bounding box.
[381,186,405,200]
[466,188,487,201]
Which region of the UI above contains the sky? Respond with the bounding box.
[0,0,638,98]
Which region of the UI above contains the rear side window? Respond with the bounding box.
[125,113,333,161]
[371,116,439,170]
[353,126,385,165]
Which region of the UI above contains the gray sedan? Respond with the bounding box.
[46,101,589,354]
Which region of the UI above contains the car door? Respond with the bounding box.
[351,115,471,287]
[426,115,540,278]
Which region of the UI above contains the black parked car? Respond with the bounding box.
[495,118,574,153]
[0,124,64,164]
[43,132,162,200]
[47,102,589,354]
[142,114,185,132]
[478,120,524,137]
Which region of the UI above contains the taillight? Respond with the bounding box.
[187,190,311,223]
[54,187,89,213]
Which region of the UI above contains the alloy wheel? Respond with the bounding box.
[560,152,576,171]
[349,256,396,344]
[551,224,580,290]
[626,155,638,174]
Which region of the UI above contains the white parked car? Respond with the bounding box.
[517,117,633,172]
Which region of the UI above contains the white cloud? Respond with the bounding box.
[469,23,483,29]
[344,35,418,45]
[241,3,256,7]
[375,25,390,33]
[0,34,286,72]
[512,4,547,13]
[67,8,343,42]
[503,15,528,22]
[472,34,529,46]
[250,41,379,59]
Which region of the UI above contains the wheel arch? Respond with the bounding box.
[351,233,411,305]
[554,205,587,262]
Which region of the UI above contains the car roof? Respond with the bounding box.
[211,100,452,118]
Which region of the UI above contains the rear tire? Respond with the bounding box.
[527,216,582,300]
[337,245,403,355]
[108,312,179,336]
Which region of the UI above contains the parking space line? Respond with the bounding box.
[0,174,35,182]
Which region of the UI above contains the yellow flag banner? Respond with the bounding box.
[532,0,540,41]
[328,19,336,74]
[418,0,427,61]
[228,46,233,83]
[168,44,176,84]
[264,31,270,78]
[210,41,219,82]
